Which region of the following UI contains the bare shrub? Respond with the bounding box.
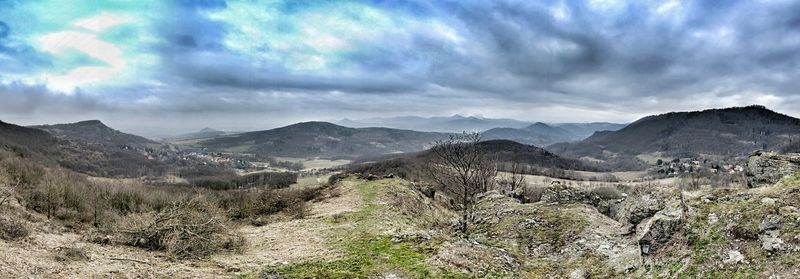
[284,201,310,219]
[54,245,90,262]
[0,215,30,241]
[217,187,322,221]
[1,157,44,188]
[115,199,245,259]
[0,186,12,207]
[520,185,546,203]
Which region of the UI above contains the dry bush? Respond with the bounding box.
[520,185,546,203]
[0,186,12,207]
[1,157,44,188]
[590,186,624,200]
[0,215,30,241]
[54,245,90,262]
[217,187,322,221]
[284,201,310,219]
[115,198,245,259]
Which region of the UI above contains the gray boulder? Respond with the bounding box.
[540,183,590,204]
[637,199,684,256]
[746,151,800,188]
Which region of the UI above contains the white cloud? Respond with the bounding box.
[38,30,127,93]
[72,12,134,33]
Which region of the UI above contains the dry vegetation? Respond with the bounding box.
[0,152,328,261]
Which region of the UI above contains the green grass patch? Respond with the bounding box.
[264,178,442,278]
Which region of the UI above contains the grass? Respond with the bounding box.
[272,235,431,278]
[257,178,444,278]
[274,157,351,170]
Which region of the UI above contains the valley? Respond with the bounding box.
[1,105,799,278]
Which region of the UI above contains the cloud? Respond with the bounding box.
[2,0,800,133]
[72,12,134,32]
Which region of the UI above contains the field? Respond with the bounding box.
[274,157,351,170]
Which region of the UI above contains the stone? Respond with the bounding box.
[760,230,785,252]
[708,213,718,225]
[569,269,587,279]
[745,151,800,188]
[761,197,777,206]
[723,250,745,264]
[759,215,783,232]
[637,199,683,256]
[540,184,589,204]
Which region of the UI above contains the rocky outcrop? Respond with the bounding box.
[540,183,590,204]
[637,198,684,256]
[746,151,800,187]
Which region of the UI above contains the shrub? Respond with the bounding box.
[1,157,44,187]
[217,187,323,221]
[54,245,90,262]
[115,198,245,259]
[0,215,30,241]
[520,185,546,203]
[327,173,349,186]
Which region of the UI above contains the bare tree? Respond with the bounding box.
[499,161,526,200]
[425,132,496,236]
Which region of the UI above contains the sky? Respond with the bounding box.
[1,0,799,136]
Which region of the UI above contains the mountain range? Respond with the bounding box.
[2,105,799,175]
[338,115,532,133]
[192,121,450,159]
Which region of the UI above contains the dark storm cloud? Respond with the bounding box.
[3,0,800,132]
[0,82,107,114]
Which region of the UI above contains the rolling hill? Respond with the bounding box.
[0,120,168,177]
[549,105,800,169]
[163,127,231,142]
[31,120,158,148]
[194,121,450,159]
[0,120,61,160]
[481,122,625,146]
[338,114,532,133]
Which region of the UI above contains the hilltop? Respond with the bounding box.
[31,120,158,148]
[549,105,800,170]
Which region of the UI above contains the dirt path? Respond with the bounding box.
[212,181,364,272]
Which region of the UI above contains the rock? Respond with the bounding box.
[761,197,777,206]
[723,250,745,264]
[708,213,719,225]
[540,184,589,204]
[746,151,800,188]
[759,215,783,232]
[760,230,785,252]
[383,173,395,179]
[569,269,587,279]
[365,174,379,181]
[637,199,683,256]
